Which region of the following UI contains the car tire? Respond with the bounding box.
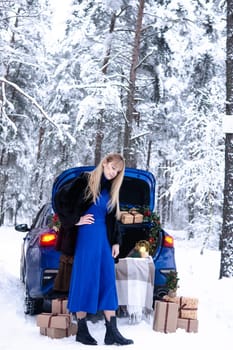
[20,259,26,283]
[154,287,169,301]
[24,289,43,315]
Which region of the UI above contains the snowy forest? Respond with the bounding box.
[1,0,232,271]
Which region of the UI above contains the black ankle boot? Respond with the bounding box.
[76,318,97,345]
[104,316,134,346]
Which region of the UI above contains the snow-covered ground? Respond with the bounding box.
[0,226,232,349]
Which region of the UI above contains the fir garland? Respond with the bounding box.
[142,207,161,256]
[48,213,61,232]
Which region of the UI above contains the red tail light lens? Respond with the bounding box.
[39,232,57,247]
[163,235,174,248]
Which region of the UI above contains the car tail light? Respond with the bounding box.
[39,232,57,247]
[163,235,174,248]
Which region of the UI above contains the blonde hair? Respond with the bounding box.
[85,153,125,219]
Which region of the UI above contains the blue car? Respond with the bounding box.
[15,166,176,315]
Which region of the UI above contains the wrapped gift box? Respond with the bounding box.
[163,295,198,320]
[120,209,143,224]
[40,322,77,339]
[153,300,178,333]
[52,298,69,314]
[121,213,134,224]
[36,313,72,329]
[177,318,198,333]
[132,212,143,223]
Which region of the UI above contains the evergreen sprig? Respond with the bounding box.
[142,207,161,256]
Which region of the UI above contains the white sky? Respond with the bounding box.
[48,1,72,42]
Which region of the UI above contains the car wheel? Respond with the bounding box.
[154,287,169,301]
[20,258,26,283]
[24,289,43,315]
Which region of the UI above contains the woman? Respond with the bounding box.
[54,153,133,346]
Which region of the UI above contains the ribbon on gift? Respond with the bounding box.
[47,313,71,328]
[163,295,198,319]
[164,301,170,333]
[178,298,198,318]
[41,325,70,337]
[56,298,68,314]
[129,209,143,223]
[177,317,199,333]
[186,318,192,333]
[48,313,58,328]
[155,299,178,333]
[120,208,144,224]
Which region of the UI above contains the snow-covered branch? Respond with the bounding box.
[0,77,62,135]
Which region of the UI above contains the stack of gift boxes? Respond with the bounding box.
[36,298,77,339]
[153,295,199,333]
[120,208,144,224]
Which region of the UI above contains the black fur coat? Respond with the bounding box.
[54,172,121,256]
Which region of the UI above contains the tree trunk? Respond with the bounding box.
[0,148,9,226]
[146,139,152,170]
[123,0,145,167]
[94,116,104,166]
[94,12,117,164]
[219,0,233,278]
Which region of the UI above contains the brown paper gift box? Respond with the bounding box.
[121,213,134,224]
[52,298,69,314]
[163,295,198,320]
[36,313,72,329]
[177,318,199,333]
[153,301,178,333]
[128,208,143,223]
[40,323,77,339]
[121,209,143,224]
[132,213,143,223]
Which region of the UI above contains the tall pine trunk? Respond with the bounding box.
[94,13,117,165]
[219,0,233,278]
[123,0,145,167]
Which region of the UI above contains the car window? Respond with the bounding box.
[31,205,46,229]
[44,205,55,227]
[31,204,54,229]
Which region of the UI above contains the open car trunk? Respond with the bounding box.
[52,166,156,257]
[117,169,156,257]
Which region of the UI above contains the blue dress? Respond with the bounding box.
[67,188,118,314]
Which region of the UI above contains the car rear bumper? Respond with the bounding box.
[26,247,60,298]
[27,268,59,298]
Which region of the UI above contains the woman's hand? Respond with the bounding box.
[112,244,119,258]
[75,214,95,226]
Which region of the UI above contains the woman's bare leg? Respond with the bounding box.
[103,310,115,321]
[76,311,87,319]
